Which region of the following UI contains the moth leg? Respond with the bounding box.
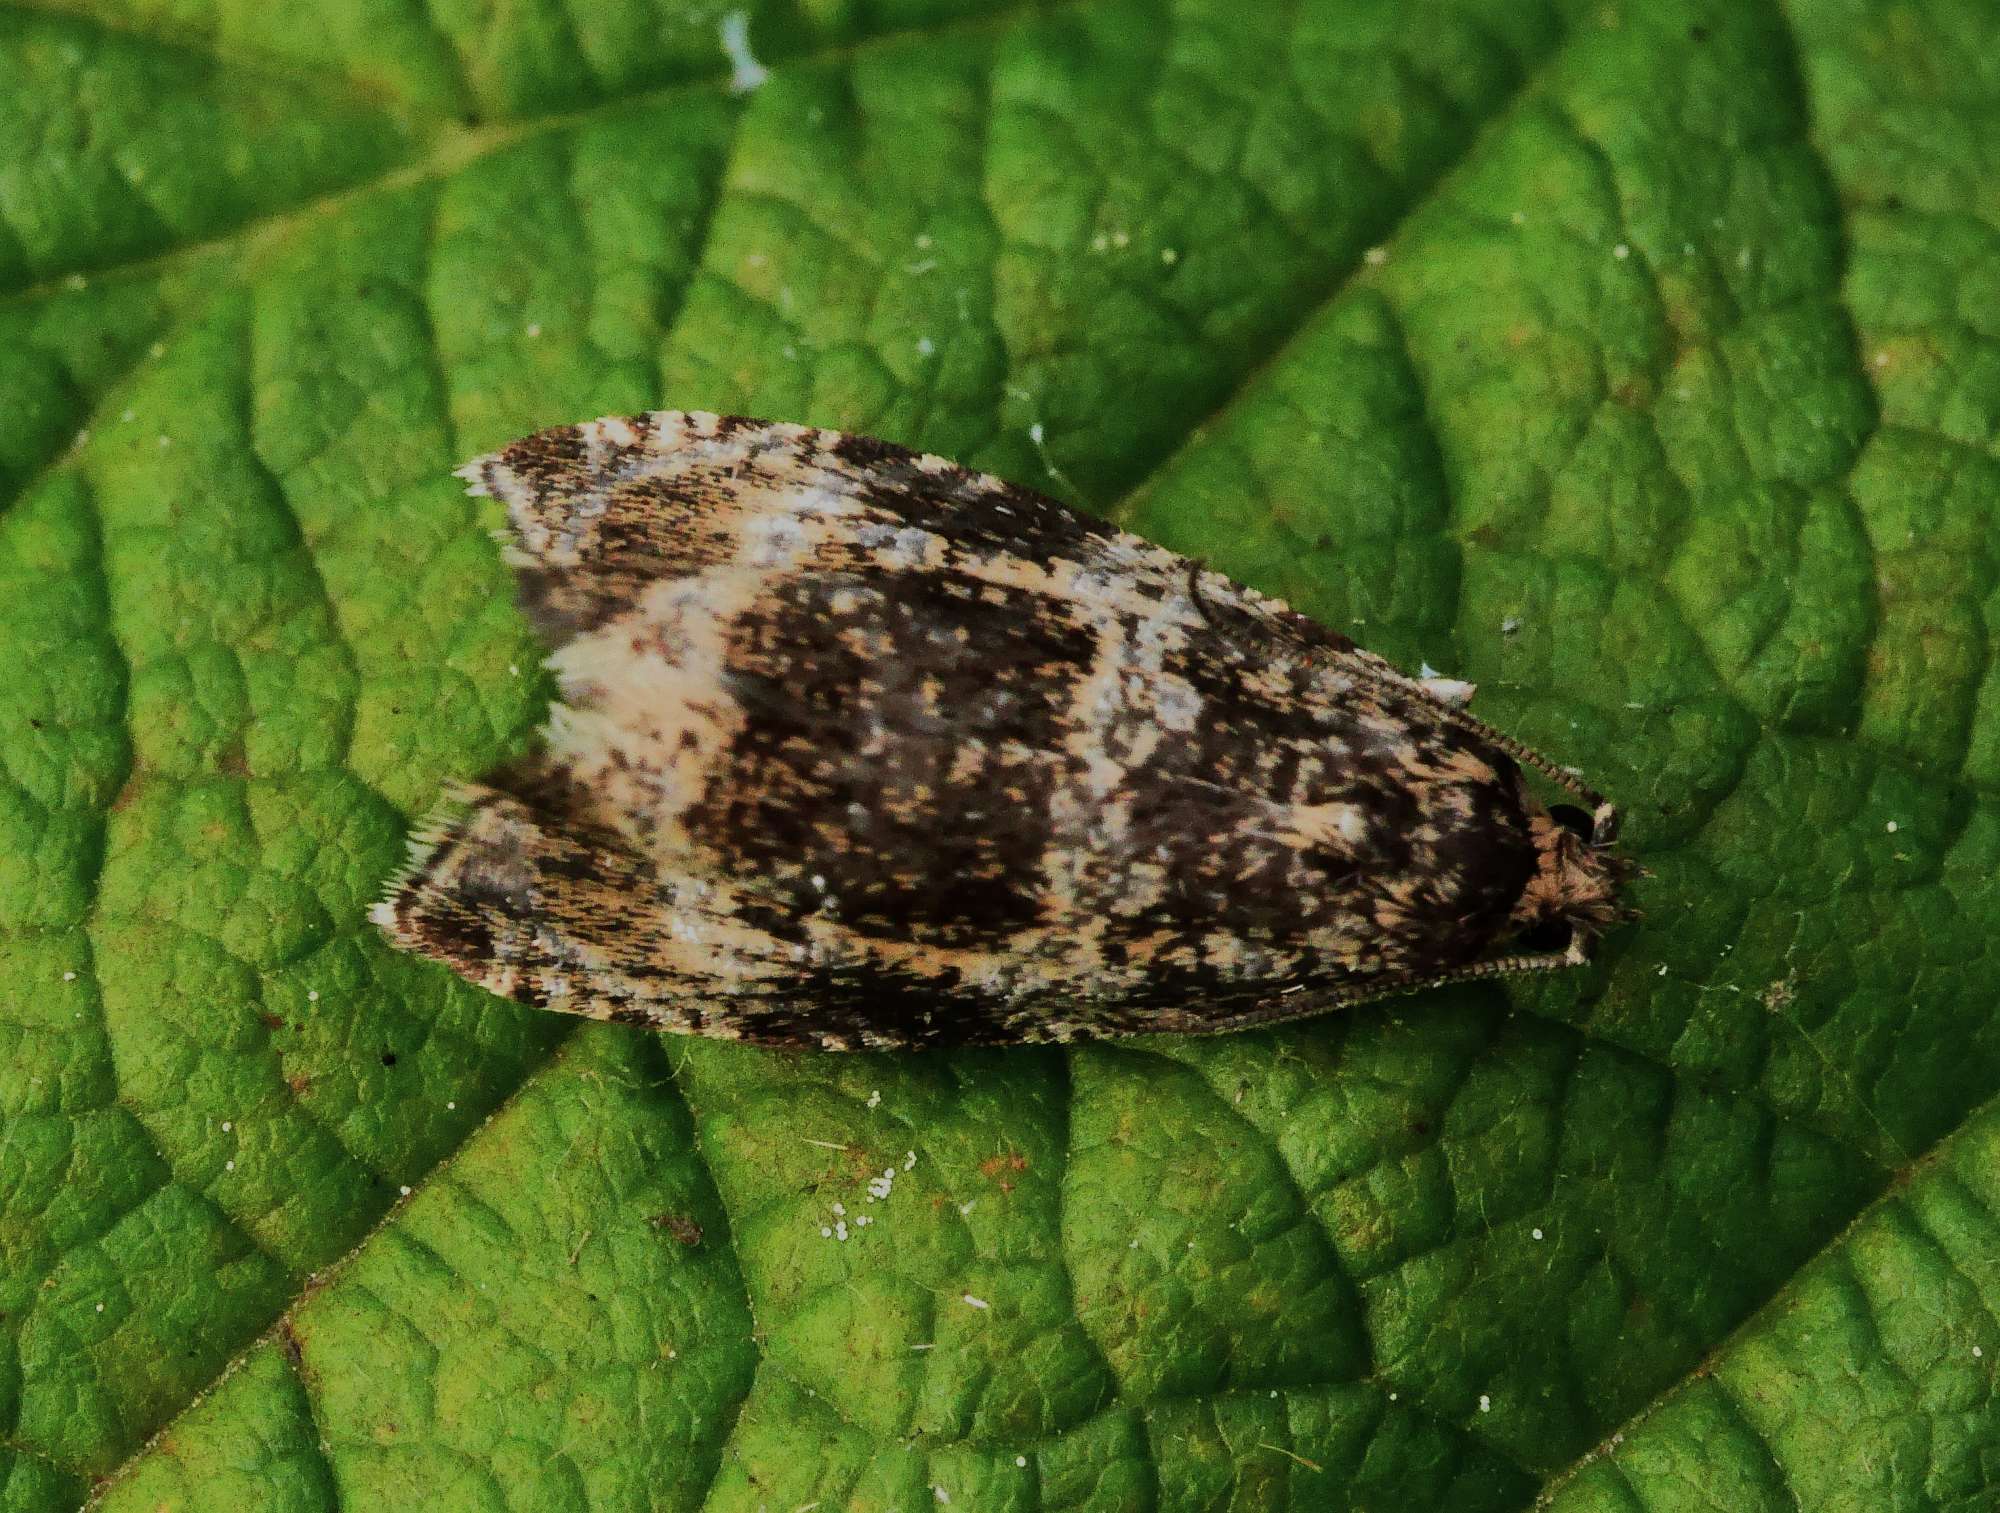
[1186,557,1221,631]
[370,783,799,1037]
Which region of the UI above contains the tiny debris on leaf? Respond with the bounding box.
[717,10,767,93]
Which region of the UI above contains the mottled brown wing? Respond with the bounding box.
[453,411,1549,1015]
[371,784,1006,1051]
[372,785,1575,1051]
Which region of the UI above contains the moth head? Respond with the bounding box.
[1505,798,1633,961]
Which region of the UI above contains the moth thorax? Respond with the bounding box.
[1508,802,1629,953]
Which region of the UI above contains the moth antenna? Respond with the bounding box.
[1361,658,1624,828]
[1215,592,1613,813]
[1421,700,1608,812]
[1183,945,1585,1037]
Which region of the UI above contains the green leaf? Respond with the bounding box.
[2,0,1995,1507]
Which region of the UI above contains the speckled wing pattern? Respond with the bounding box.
[373,412,1628,1050]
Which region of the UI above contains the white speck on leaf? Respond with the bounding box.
[718,10,767,93]
[1501,616,1522,635]
[399,1185,411,1196]
[1479,1394,1492,1412]
[62,971,76,982]
[916,336,935,356]
[1531,1227,1543,1240]
[1364,246,1387,266]
[866,1089,881,1109]
[1886,820,1899,833]
[1613,243,1630,259]
[962,1293,989,1310]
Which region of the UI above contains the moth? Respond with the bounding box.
[372,411,1632,1050]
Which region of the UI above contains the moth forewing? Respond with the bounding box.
[373,411,1634,1049]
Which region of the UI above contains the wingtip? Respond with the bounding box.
[454,456,496,496]
[369,787,485,930]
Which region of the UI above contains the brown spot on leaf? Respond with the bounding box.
[979,1150,1028,1191]
[649,1213,704,1246]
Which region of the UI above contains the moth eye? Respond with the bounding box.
[1549,804,1594,841]
[1513,919,1572,954]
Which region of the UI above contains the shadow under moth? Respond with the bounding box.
[372,411,1632,1050]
